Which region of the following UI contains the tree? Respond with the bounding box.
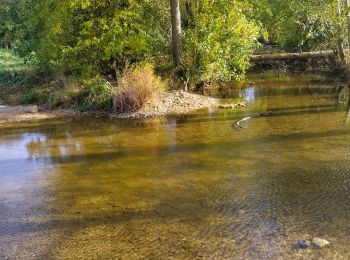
[170,0,182,68]
[182,0,260,84]
[26,0,170,76]
[337,0,345,63]
[250,0,341,51]
[0,0,27,48]
[344,0,350,46]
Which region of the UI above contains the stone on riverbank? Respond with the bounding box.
[312,237,330,248]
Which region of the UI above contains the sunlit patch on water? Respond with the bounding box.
[1,73,350,258]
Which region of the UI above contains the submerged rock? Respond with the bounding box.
[312,237,330,248]
[296,240,311,249]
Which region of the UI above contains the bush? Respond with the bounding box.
[19,91,41,104]
[80,77,113,111]
[17,76,113,111]
[19,89,48,105]
[113,64,164,113]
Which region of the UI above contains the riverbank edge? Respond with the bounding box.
[0,90,219,125]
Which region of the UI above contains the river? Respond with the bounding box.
[1,72,350,259]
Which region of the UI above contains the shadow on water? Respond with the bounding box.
[0,127,346,167]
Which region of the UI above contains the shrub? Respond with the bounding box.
[19,89,48,105]
[19,91,40,104]
[80,77,113,111]
[44,76,83,109]
[17,76,113,111]
[113,63,164,113]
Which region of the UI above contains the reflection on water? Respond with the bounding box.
[2,74,350,258]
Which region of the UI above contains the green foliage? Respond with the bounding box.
[80,77,113,111]
[183,0,260,83]
[0,49,23,67]
[19,90,46,104]
[1,0,348,101]
[0,49,39,86]
[0,0,28,48]
[27,0,170,76]
[25,0,261,84]
[250,0,342,51]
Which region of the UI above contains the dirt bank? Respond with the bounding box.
[0,91,219,124]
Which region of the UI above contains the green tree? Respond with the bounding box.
[27,0,171,76]
[0,0,28,48]
[26,0,261,84]
[250,0,342,51]
[182,0,260,84]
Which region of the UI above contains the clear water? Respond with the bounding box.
[1,73,350,259]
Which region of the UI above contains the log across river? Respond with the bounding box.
[250,49,350,61]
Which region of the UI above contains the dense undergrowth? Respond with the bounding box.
[1,0,350,113]
[0,49,165,113]
[1,48,348,113]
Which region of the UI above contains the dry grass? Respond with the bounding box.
[113,63,165,113]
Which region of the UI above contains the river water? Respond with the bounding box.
[1,73,350,259]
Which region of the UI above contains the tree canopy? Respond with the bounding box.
[0,0,348,83]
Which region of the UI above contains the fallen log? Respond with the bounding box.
[250,49,349,61]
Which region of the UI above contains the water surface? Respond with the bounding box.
[1,73,350,259]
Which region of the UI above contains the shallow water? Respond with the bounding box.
[2,73,350,259]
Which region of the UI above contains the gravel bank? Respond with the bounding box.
[0,91,219,124]
[115,90,218,119]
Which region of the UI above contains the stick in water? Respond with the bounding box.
[235,117,252,129]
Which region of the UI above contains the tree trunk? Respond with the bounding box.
[338,39,346,62]
[185,1,194,28]
[344,0,350,46]
[338,0,346,64]
[170,0,182,68]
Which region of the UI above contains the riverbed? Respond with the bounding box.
[1,73,350,259]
